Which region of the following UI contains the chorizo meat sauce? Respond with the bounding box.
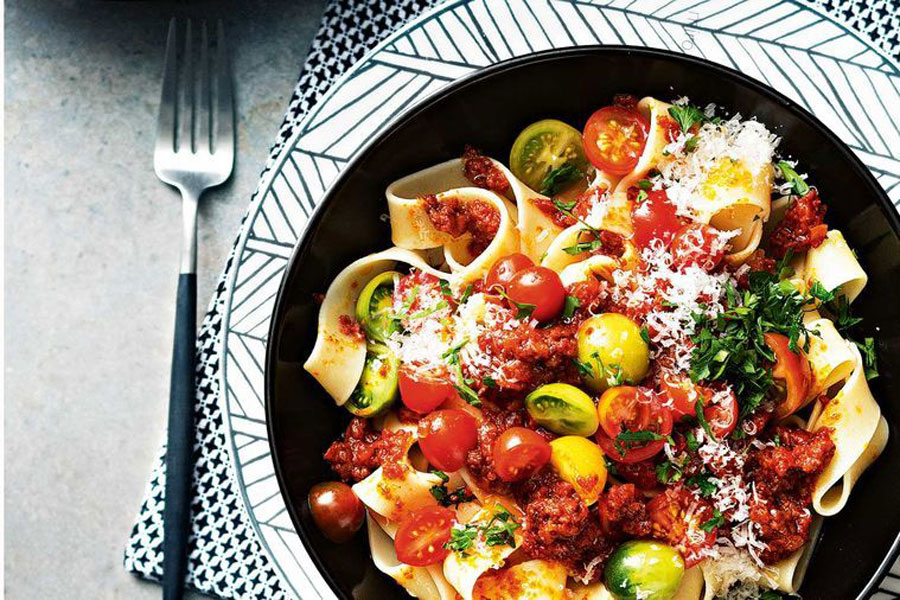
[324,146,838,581]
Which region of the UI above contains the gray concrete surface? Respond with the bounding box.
[5,0,326,596]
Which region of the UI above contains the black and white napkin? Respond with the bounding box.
[123,1,900,598]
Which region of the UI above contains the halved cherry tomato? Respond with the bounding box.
[583,105,649,175]
[596,386,673,464]
[658,373,709,419]
[492,427,552,482]
[703,389,739,438]
[418,409,479,472]
[764,333,813,419]
[308,482,365,543]
[670,223,727,271]
[507,266,566,322]
[399,369,455,414]
[485,253,534,292]
[647,488,716,567]
[631,189,682,249]
[394,505,456,566]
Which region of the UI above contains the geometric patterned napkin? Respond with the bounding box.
[123,1,900,598]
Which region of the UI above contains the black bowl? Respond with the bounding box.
[266,46,900,600]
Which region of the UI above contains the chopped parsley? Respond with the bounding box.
[695,398,715,438]
[615,429,672,456]
[459,283,474,305]
[656,460,683,484]
[495,287,536,320]
[429,471,475,507]
[540,163,582,196]
[777,161,810,196]
[700,509,725,532]
[442,339,481,407]
[444,525,478,554]
[408,299,448,320]
[685,472,717,497]
[640,325,651,345]
[855,337,879,380]
[668,104,710,134]
[552,198,601,235]
[562,295,581,320]
[482,376,498,388]
[444,507,520,555]
[562,230,604,255]
[636,178,653,190]
[685,430,701,452]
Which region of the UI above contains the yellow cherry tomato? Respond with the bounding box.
[577,313,649,393]
[549,436,607,505]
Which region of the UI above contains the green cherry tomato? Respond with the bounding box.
[525,383,599,436]
[346,344,399,417]
[604,540,685,600]
[577,313,649,393]
[509,119,588,194]
[355,271,400,343]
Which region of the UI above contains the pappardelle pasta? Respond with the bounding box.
[302,95,885,600]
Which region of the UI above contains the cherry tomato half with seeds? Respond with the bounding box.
[418,409,479,472]
[492,427,552,482]
[596,386,673,464]
[764,332,813,419]
[507,266,566,322]
[399,369,455,414]
[631,189,681,249]
[658,373,709,419]
[583,105,649,175]
[307,482,365,543]
[485,253,534,292]
[647,487,717,567]
[703,389,739,439]
[394,505,457,566]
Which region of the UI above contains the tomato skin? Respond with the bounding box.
[703,389,739,438]
[308,482,365,543]
[670,223,726,271]
[394,505,457,566]
[596,387,673,464]
[485,253,534,292]
[418,409,479,472]
[658,373,708,419]
[647,488,716,567]
[507,266,566,322]
[764,333,813,419]
[492,427,552,482]
[583,105,649,175]
[399,369,455,414]
[631,189,682,249]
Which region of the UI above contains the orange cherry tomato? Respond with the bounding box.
[394,505,456,566]
[631,189,682,248]
[507,266,566,322]
[399,369,455,414]
[764,333,813,419]
[596,386,673,464]
[418,409,479,472]
[647,487,717,567]
[670,223,727,271]
[307,482,365,543]
[492,427,552,482]
[485,253,534,292]
[703,389,739,439]
[583,105,649,175]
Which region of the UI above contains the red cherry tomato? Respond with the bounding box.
[670,223,727,271]
[394,505,456,566]
[307,482,365,543]
[631,189,682,248]
[583,105,649,175]
[703,389,739,438]
[648,487,717,567]
[399,369,455,414]
[506,266,566,322]
[492,427,552,482]
[658,373,709,419]
[764,333,813,419]
[596,386,673,464]
[485,253,534,292]
[418,409,479,472]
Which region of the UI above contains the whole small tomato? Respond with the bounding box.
[507,266,566,322]
[307,482,365,543]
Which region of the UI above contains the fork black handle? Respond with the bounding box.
[163,272,197,600]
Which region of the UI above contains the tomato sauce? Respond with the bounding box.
[423,194,500,256]
[768,189,828,259]
[745,426,835,564]
[462,145,509,193]
[338,314,365,341]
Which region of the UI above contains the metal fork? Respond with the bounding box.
[154,18,233,600]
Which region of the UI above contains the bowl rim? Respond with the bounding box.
[265,44,900,600]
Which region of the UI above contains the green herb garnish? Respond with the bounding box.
[540,163,582,196]
[562,295,581,320]
[700,510,725,532]
[777,161,810,196]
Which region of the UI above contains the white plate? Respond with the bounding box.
[218,1,900,597]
